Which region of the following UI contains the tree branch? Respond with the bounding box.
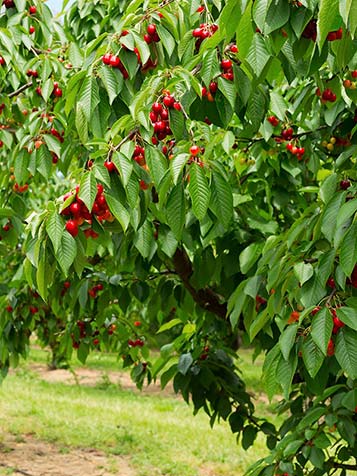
[8,82,33,98]
[172,247,228,320]
[332,462,357,471]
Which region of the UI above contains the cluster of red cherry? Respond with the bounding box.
[149,92,181,143]
[302,20,343,42]
[192,22,219,51]
[62,184,112,238]
[316,88,337,103]
[102,52,129,79]
[88,283,104,298]
[128,338,145,348]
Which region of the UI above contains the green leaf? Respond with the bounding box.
[170,153,189,185]
[335,328,357,378]
[300,273,326,308]
[336,198,357,230]
[297,407,326,431]
[36,247,48,300]
[57,232,77,275]
[302,334,325,378]
[134,220,155,259]
[321,192,345,243]
[276,353,297,399]
[246,33,271,77]
[188,163,210,221]
[157,318,182,333]
[265,0,290,34]
[210,170,233,229]
[319,173,337,204]
[311,308,333,354]
[249,307,270,341]
[217,77,237,109]
[279,324,298,361]
[178,352,193,375]
[239,243,263,274]
[105,193,130,232]
[336,307,357,331]
[167,183,185,241]
[156,24,176,57]
[77,76,100,121]
[317,0,340,50]
[145,147,167,188]
[112,151,133,188]
[75,103,88,144]
[294,262,314,286]
[169,109,187,141]
[340,222,357,276]
[64,71,86,116]
[236,0,254,59]
[78,171,97,213]
[46,210,64,254]
[200,49,220,87]
[242,426,258,450]
[98,65,124,105]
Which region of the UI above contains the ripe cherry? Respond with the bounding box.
[221,59,232,70]
[6,305,13,312]
[209,81,218,94]
[102,53,112,65]
[163,95,175,108]
[267,115,279,127]
[327,339,335,356]
[152,102,163,114]
[0,56,5,66]
[104,160,117,173]
[65,220,79,237]
[190,145,200,156]
[340,179,351,190]
[311,306,321,316]
[70,202,81,215]
[230,44,238,53]
[109,55,121,68]
[192,28,203,38]
[173,102,181,111]
[29,5,36,14]
[147,24,156,36]
[29,25,35,34]
[53,87,62,97]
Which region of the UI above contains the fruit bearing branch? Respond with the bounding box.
[172,247,228,320]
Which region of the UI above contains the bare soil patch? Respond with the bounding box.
[19,364,176,397]
[0,433,135,476]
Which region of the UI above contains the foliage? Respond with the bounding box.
[0,0,357,474]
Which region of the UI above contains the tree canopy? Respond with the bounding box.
[0,0,357,474]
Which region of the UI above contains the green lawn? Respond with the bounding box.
[0,347,277,476]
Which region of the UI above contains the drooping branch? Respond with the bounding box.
[172,247,228,320]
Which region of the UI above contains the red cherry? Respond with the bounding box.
[109,55,121,68]
[190,145,200,156]
[209,81,218,94]
[327,31,337,41]
[352,70,357,78]
[53,87,62,97]
[102,53,112,65]
[152,102,163,113]
[160,109,169,120]
[29,26,35,34]
[143,34,152,44]
[104,161,117,173]
[311,306,321,316]
[230,44,238,53]
[267,115,279,127]
[192,28,203,38]
[139,180,149,190]
[335,27,343,40]
[221,59,232,70]
[286,143,293,151]
[340,179,351,190]
[147,24,156,36]
[197,5,205,12]
[6,305,13,312]
[153,120,166,132]
[163,95,175,108]
[29,5,36,14]
[63,281,71,289]
[93,338,100,346]
[29,306,39,315]
[65,219,79,237]
[0,57,5,66]
[70,202,81,216]
[327,339,335,356]
[327,277,335,288]
[173,102,181,111]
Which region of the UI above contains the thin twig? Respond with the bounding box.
[8,82,34,98]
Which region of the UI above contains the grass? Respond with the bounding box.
[0,347,277,476]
